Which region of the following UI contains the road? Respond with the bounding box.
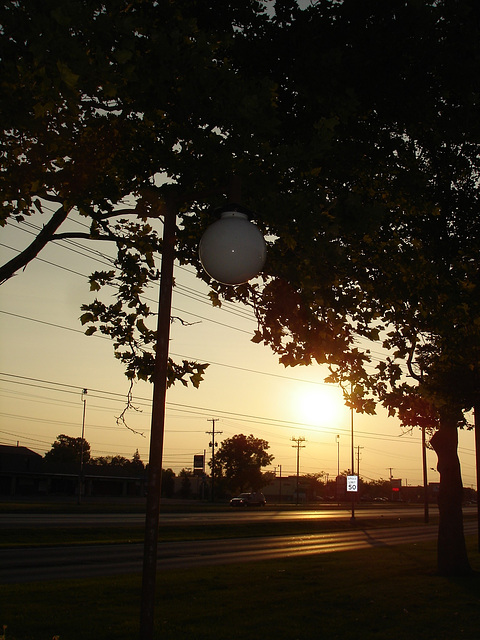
[0,504,448,528]
[1,516,477,584]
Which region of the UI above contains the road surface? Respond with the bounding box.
[1,519,477,583]
[0,505,450,528]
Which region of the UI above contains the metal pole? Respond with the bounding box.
[296,444,300,505]
[292,437,305,505]
[351,404,355,522]
[140,198,177,640]
[337,435,340,476]
[211,420,216,502]
[78,389,87,505]
[279,465,282,504]
[422,425,429,524]
[207,419,222,502]
[336,434,340,506]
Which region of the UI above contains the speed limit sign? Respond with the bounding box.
[347,475,358,492]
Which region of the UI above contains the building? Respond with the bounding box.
[0,444,44,496]
[0,444,146,498]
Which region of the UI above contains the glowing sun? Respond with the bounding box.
[295,385,344,427]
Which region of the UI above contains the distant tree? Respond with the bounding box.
[213,434,274,494]
[44,434,90,469]
[91,455,130,467]
[179,469,192,499]
[89,450,145,475]
[262,470,276,486]
[363,479,392,501]
[160,468,175,499]
[302,473,326,501]
[130,449,145,473]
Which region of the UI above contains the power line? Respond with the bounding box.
[0,372,423,446]
[5,220,256,325]
[0,310,347,387]
[5,217,407,371]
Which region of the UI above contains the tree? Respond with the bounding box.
[3,0,480,576]
[90,451,145,474]
[0,0,278,385]
[198,0,480,575]
[213,434,274,494]
[179,468,192,499]
[130,449,145,474]
[160,468,175,499]
[44,434,90,469]
[302,473,326,501]
[91,455,130,467]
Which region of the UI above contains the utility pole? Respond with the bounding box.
[78,389,87,505]
[356,446,364,478]
[336,434,340,477]
[356,445,364,502]
[291,436,306,505]
[206,419,222,502]
[350,393,355,523]
[276,465,283,503]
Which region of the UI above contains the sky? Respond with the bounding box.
[0,207,477,489]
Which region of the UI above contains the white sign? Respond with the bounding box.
[347,475,358,492]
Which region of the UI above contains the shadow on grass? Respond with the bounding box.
[1,538,479,640]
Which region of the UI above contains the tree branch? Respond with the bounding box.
[0,204,72,283]
[51,232,117,241]
[406,338,422,382]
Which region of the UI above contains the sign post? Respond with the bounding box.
[347,474,358,523]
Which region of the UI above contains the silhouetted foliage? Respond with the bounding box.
[43,434,90,470]
[90,449,146,473]
[213,434,274,494]
[160,468,175,499]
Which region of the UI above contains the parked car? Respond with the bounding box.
[230,492,266,507]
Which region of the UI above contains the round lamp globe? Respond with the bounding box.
[199,211,266,285]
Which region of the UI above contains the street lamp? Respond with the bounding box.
[140,199,266,640]
[336,434,340,477]
[350,399,355,522]
[335,435,340,505]
[199,204,267,285]
[78,389,87,505]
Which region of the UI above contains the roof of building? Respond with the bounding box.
[0,444,42,458]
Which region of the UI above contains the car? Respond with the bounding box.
[230,492,266,507]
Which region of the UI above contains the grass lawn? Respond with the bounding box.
[1,536,479,640]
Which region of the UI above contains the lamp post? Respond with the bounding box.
[422,424,429,523]
[140,199,266,640]
[336,434,340,477]
[276,464,283,504]
[336,434,340,505]
[78,389,87,505]
[350,402,355,522]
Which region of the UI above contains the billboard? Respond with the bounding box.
[193,454,204,474]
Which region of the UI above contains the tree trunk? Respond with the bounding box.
[475,404,480,553]
[430,412,471,576]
